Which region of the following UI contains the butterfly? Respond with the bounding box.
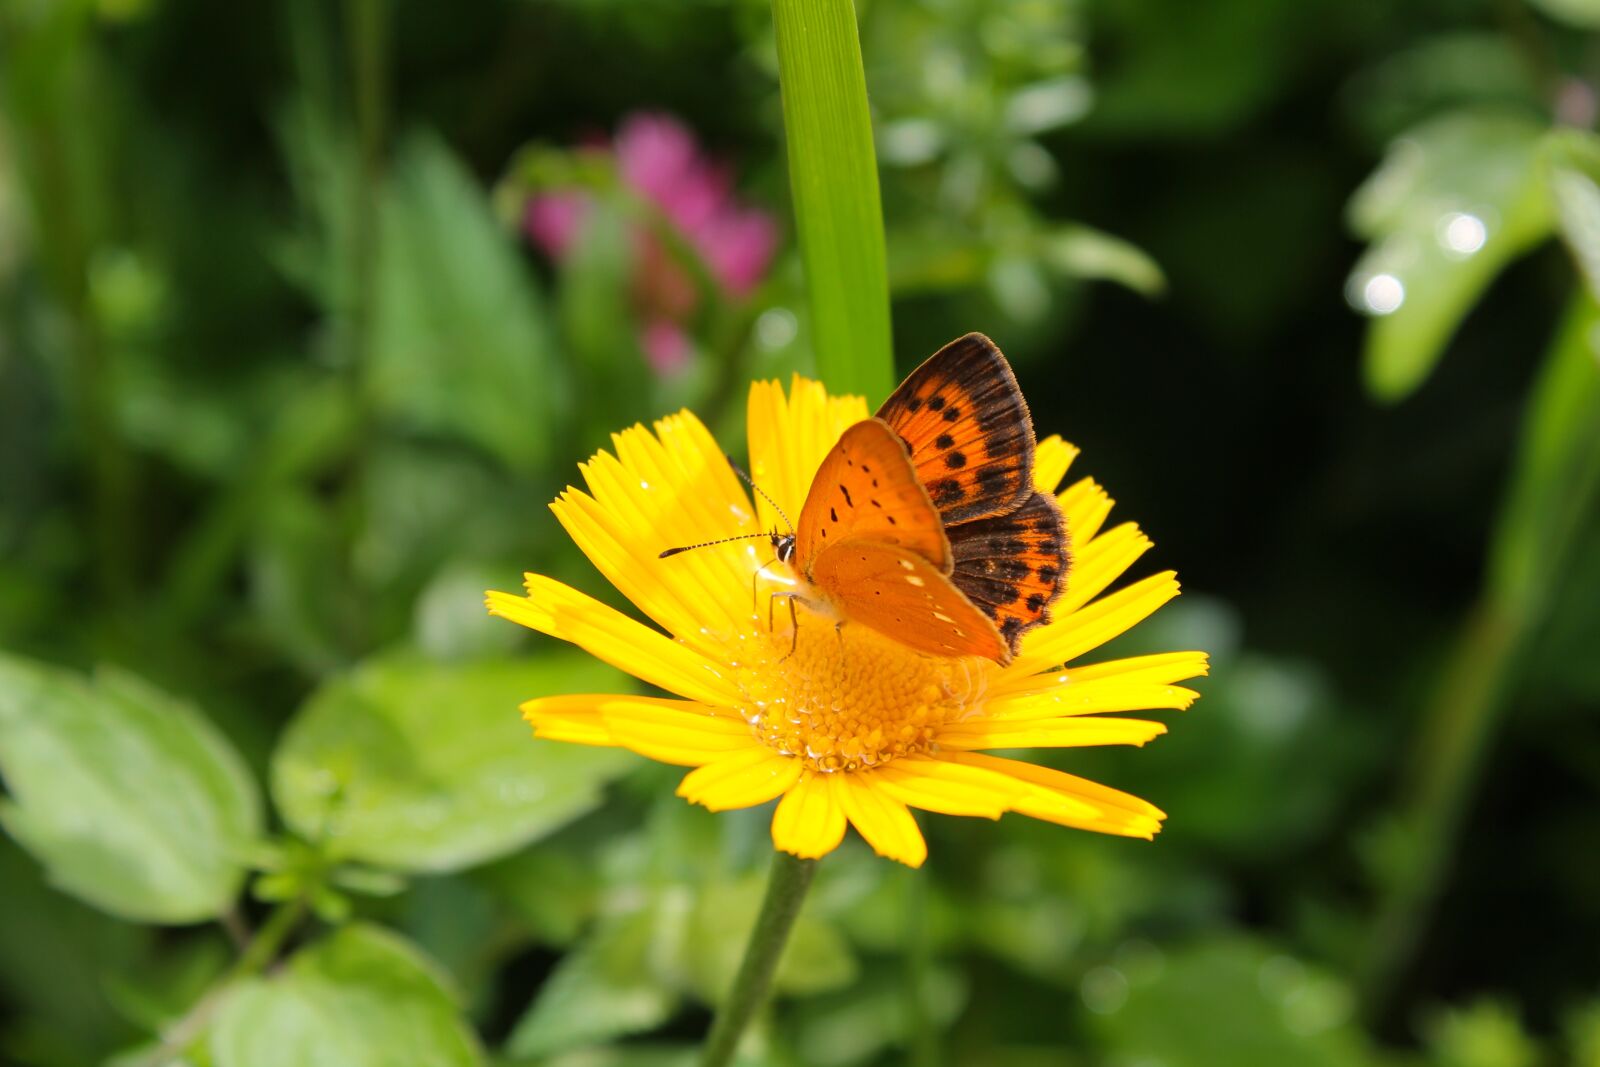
[665,334,1069,665]
[768,334,1068,664]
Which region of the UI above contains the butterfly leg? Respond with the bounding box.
[766,591,804,660]
[750,556,781,614]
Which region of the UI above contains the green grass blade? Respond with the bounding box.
[772,0,895,404]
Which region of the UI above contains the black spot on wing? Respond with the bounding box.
[929,479,965,507]
[945,451,967,469]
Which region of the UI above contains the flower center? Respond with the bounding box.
[724,605,988,773]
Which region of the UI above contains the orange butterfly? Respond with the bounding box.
[665,334,1069,665]
[767,334,1068,664]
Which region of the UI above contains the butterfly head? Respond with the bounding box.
[771,531,796,565]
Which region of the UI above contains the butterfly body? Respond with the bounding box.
[777,334,1070,665]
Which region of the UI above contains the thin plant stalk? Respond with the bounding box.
[700,852,818,1067]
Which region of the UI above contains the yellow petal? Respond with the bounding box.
[833,772,927,868]
[487,579,740,706]
[746,375,869,532]
[520,693,624,746]
[1063,650,1211,686]
[598,699,760,767]
[1009,571,1182,676]
[984,679,1201,721]
[1058,476,1113,544]
[872,756,1029,818]
[936,716,1168,751]
[947,752,1165,838]
[771,771,847,859]
[1052,522,1153,618]
[677,748,804,811]
[1033,435,1080,494]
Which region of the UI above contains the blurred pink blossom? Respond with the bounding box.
[524,113,778,374]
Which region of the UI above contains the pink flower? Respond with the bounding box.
[524,113,778,375]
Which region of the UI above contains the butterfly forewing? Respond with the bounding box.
[794,418,950,572]
[876,332,1035,525]
[807,541,1007,662]
[947,490,1070,656]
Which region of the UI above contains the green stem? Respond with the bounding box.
[904,869,939,1067]
[131,900,306,1067]
[700,852,818,1067]
[1359,601,1521,1011]
[337,0,387,654]
[771,0,895,404]
[1361,293,1600,1012]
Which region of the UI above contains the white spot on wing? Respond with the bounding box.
[906,575,926,587]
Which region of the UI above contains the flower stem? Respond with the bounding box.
[700,852,818,1067]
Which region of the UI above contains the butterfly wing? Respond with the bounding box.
[946,490,1070,656]
[794,418,950,573]
[809,541,1008,662]
[876,332,1036,525]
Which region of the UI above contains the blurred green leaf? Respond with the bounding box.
[681,874,857,1004]
[556,202,654,439]
[271,652,633,872]
[1088,938,1371,1067]
[247,486,350,677]
[1567,997,1600,1067]
[772,0,895,402]
[1486,293,1600,620]
[369,134,559,470]
[0,655,261,924]
[210,923,482,1067]
[475,842,603,947]
[0,839,146,1065]
[1041,224,1167,297]
[1545,130,1600,303]
[1526,0,1600,28]
[1423,999,1539,1067]
[1348,110,1553,400]
[789,960,966,1067]
[506,908,679,1058]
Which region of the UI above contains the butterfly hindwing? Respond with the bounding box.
[946,490,1069,656]
[876,332,1035,525]
[807,540,1007,662]
[794,418,950,571]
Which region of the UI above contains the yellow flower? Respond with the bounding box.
[487,375,1206,867]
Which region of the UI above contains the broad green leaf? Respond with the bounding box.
[1487,293,1600,621]
[1088,938,1371,1067]
[1347,111,1553,400]
[271,652,633,872]
[506,908,679,1057]
[773,0,895,403]
[369,134,558,471]
[210,923,482,1067]
[0,656,261,924]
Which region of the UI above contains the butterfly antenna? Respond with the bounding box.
[725,457,796,534]
[658,532,771,559]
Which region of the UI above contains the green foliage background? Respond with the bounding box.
[2,0,1599,1065]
